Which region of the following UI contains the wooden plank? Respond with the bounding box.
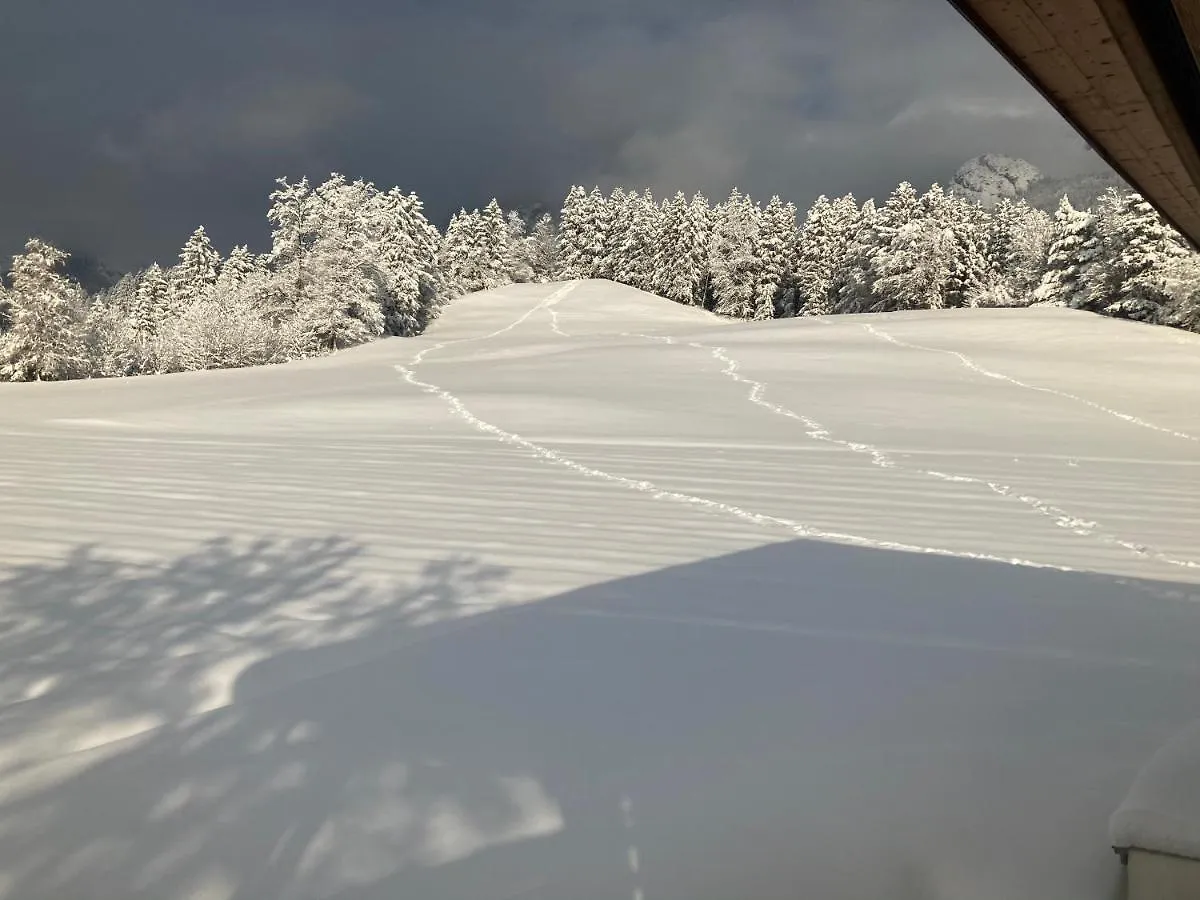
[949,0,1200,246]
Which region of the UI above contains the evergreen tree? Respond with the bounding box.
[945,197,988,308]
[983,198,1020,275]
[0,283,12,334]
[173,226,221,307]
[504,210,535,283]
[0,239,90,381]
[874,182,921,248]
[598,187,630,281]
[795,195,834,314]
[754,195,796,318]
[132,263,170,338]
[708,189,762,318]
[919,183,954,229]
[797,194,857,315]
[652,191,709,305]
[529,213,558,282]
[1088,190,1191,322]
[615,190,660,290]
[301,229,385,351]
[832,198,881,314]
[376,188,443,335]
[872,221,956,311]
[439,209,484,294]
[267,176,316,314]
[479,199,511,289]
[1006,201,1054,299]
[555,185,592,279]
[214,245,259,294]
[1032,196,1101,307]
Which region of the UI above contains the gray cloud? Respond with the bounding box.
[100,76,373,172]
[0,0,1108,272]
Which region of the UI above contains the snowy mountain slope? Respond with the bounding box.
[950,153,1043,206]
[950,153,1127,211]
[1022,170,1129,214]
[1,280,1199,899]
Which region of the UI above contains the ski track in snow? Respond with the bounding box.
[862,321,1200,444]
[548,293,571,337]
[399,286,1070,572]
[616,330,1200,573]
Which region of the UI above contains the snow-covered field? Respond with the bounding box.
[2,279,1200,899]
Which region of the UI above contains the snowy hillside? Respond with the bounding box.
[1,280,1199,900]
[951,153,1127,212]
[1022,170,1131,214]
[950,153,1043,206]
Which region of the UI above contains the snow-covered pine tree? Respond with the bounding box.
[132,263,170,338]
[869,182,939,312]
[1087,189,1191,322]
[598,187,631,282]
[1006,201,1054,299]
[754,195,796,318]
[301,225,385,351]
[479,199,511,289]
[872,220,956,312]
[1032,196,1101,307]
[267,176,316,315]
[832,198,881,314]
[376,188,442,334]
[708,189,762,318]
[504,209,535,284]
[874,182,921,249]
[0,283,11,334]
[651,192,684,299]
[795,195,833,315]
[795,194,858,315]
[982,198,1020,275]
[919,183,955,229]
[1158,253,1200,331]
[439,209,478,295]
[0,238,90,381]
[688,192,714,305]
[529,213,558,282]
[214,245,259,294]
[555,186,591,279]
[438,201,510,295]
[651,191,709,305]
[173,225,221,308]
[945,196,988,308]
[615,190,659,290]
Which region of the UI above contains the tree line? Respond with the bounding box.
[554,181,1200,328]
[2,174,1197,382]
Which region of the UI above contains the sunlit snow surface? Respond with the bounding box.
[2,280,1200,899]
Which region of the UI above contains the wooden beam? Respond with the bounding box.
[948,0,1200,248]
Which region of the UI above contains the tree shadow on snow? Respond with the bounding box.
[0,536,1197,899]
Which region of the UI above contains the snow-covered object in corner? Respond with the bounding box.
[1111,719,1200,859]
[951,154,1043,207]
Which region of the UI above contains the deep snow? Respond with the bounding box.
[1,279,1199,899]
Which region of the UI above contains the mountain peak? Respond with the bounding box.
[950,154,1044,207]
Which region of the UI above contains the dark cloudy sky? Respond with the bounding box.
[0,0,1108,272]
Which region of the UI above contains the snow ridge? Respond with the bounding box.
[863,322,1200,444]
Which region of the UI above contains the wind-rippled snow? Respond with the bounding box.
[1,280,1199,900]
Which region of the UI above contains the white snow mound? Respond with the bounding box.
[1111,719,1200,858]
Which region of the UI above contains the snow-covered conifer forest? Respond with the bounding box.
[2,172,1198,381]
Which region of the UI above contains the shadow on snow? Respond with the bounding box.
[1,536,1198,899]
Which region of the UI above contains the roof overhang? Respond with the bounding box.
[946,0,1200,248]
